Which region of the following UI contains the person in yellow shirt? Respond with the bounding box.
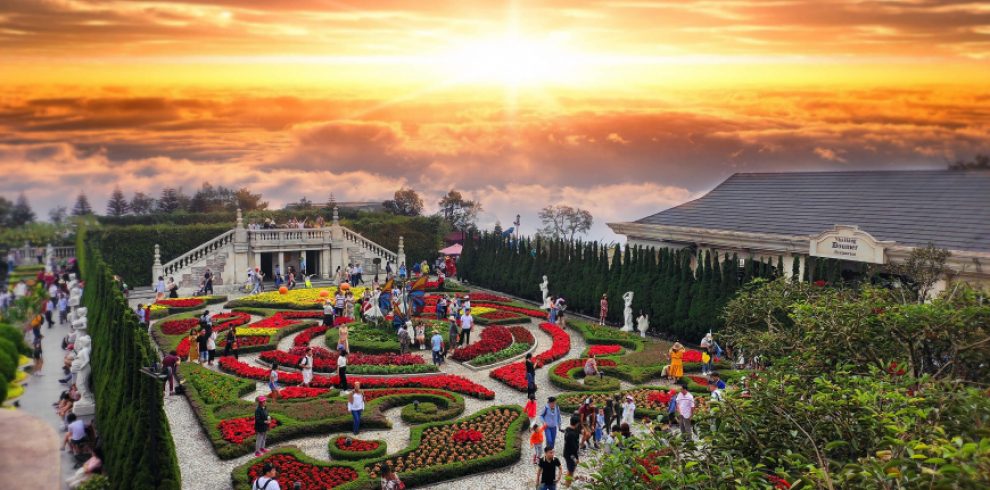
[668,342,685,382]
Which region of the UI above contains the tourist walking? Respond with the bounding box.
[525,353,537,397]
[57,294,69,325]
[196,328,209,364]
[206,327,217,366]
[300,347,314,387]
[554,296,567,327]
[431,329,444,366]
[44,297,55,328]
[529,421,545,465]
[674,383,695,442]
[599,293,608,325]
[162,349,180,395]
[155,276,166,301]
[536,447,562,490]
[398,324,411,354]
[187,329,199,363]
[540,397,563,450]
[620,395,636,427]
[254,397,271,456]
[337,351,348,390]
[525,394,538,425]
[594,407,605,447]
[224,329,239,359]
[167,276,179,298]
[379,463,403,490]
[268,362,281,400]
[563,416,581,487]
[348,382,365,434]
[459,309,473,346]
[667,342,685,382]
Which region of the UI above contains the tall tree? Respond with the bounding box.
[106,187,129,216]
[437,189,482,231]
[130,192,154,215]
[72,192,93,216]
[295,196,314,209]
[325,193,338,210]
[382,187,424,216]
[158,188,182,213]
[0,195,13,227]
[10,193,35,226]
[235,187,268,211]
[537,204,593,241]
[48,205,68,225]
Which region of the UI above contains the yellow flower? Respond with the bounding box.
[236,327,278,336]
[237,287,367,307]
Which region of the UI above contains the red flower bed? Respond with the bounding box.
[463,293,511,302]
[452,429,483,444]
[218,358,495,399]
[478,310,523,320]
[214,312,252,330]
[588,344,622,356]
[159,318,198,335]
[247,315,300,330]
[247,453,359,489]
[277,310,323,319]
[451,325,512,361]
[334,436,380,452]
[294,325,328,347]
[682,349,720,363]
[509,326,535,344]
[688,375,710,386]
[474,303,545,318]
[278,386,330,399]
[553,358,617,378]
[218,416,278,444]
[260,349,426,371]
[361,388,457,402]
[647,389,677,406]
[155,298,205,308]
[491,323,571,391]
[179,333,270,357]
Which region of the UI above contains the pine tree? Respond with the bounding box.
[9,193,35,226]
[158,188,181,214]
[106,187,129,216]
[792,256,801,282]
[72,192,93,216]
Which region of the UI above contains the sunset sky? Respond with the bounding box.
[2,0,988,240]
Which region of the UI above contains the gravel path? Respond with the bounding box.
[154,288,642,489]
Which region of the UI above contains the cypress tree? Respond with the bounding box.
[792,255,801,283]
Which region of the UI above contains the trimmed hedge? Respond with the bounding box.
[328,436,387,461]
[78,227,181,489]
[231,447,374,490]
[547,360,621,392]
[397,394,464,424]
[567,320,643,350]
[324,323,400,354]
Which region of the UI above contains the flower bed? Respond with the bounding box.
[329,436,387,461]
[548,358,620,391]
[158,318,199,335]
[238,450,361,489]
[467,326,535,367]
[475,309,529,325]
[365,406,524,486]
[180,362,255,405]
[226,287,367,310]
[362,388,457,402]
[178,335,270,358]
[462,293,511,303]
[218,416,279,444]
[473,302,546,318]
[586,344,623,357]
[451,325,513,362]
[156,298,205,308]
[278,386,331,400]
[294,325,328,347]
[218,357,494,399]
[277,310,324,319]
[259,349,433,374]
[490,322,571,391]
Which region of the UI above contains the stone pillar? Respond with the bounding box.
[321,228,332,279]
[332,206,339,226]
[397,236,406,268]
[782,254,794,280]
[152,244,164,286]
[44,243,54,273]
[278,252,285,279]
[254,252,262,272]
[797,255,806,282]
[232,208,250,293]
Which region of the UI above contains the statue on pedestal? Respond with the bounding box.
[637,312,650,338]
[365,289,383,321]
[539,276,549,309]
[71,320,95,416]
[621,291,634,331]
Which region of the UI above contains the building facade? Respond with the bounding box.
[609,170,990,293]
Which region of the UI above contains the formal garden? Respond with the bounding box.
[3,224,989,490]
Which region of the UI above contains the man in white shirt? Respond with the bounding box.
[674,383,696,442]
[252,462,280,490]
[459,309,474,345]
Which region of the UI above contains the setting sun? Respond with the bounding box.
[434,33,587,87]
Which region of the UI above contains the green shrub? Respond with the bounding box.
[0,338,18,380]
[468,342,530,367]
[547,362,621,392]
[0,373,8,403]
[327,436,388,461]
[77,475,111,490]
[0,324,30,356]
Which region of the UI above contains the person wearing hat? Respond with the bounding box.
[620,394,637,427]
[668,342,685,382]
[430,328,445,366]
[254,396,271,457]
[252,462,279,490]
[540,397,563,451]
[447,315,459,353]
[398,322,411,355]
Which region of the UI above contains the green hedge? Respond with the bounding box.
[397,394,465,424]
[473,313,529,326]
[567,320,644,350]
[547,361,621,392]
[328,436,388,461]
[87,223,231,287]
[231,447,375,490]
[77,227,181,489]
[325,323,400,354]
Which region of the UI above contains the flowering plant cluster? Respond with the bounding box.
[361,388,457,402]
[560,388,675,413]
[452,429,484,444]
[646,389,677,406]
[235,327,278,337]
[260,349,426,371]
[367,407,518,479]
[159,318,198,335]
[473,302,546,318]
[233,287,368,307]
[155,298,205,308]
[552,358,618,378]
[681,349,719,363]
[217,416,278,444]
[451,326,512,361]
[217,358,495,399]
[246,314,300,330]
[246,453,359,489]
[278,386,330,399]
[333,436,380,452]
[293,325,328,347]
[490,323,571,390]
[277,310,323,319]
[688,375,710,386]
[462,292,510,302]
[588,344,623,356]
[509,326,535,344]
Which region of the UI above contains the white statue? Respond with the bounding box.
[637,313,649,338]
[71,328,95,416]
[69,282,82,311]
[539,276,549,309]
[621,291,634,332]
[365,289,383,320]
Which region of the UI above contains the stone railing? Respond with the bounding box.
[341,227,397,263]
[247,228,329,248]
[52,246,75,259]
[162,229,235,277]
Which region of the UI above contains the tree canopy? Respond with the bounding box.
[383,187,424,216]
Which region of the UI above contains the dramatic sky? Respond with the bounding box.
[2,0,988,240]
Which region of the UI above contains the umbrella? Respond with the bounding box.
[439,243,463,256]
